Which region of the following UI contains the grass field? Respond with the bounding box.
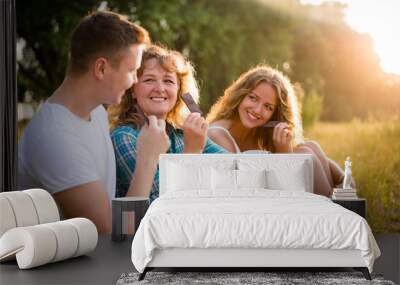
[305,117,400,233]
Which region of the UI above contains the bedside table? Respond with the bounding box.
[332,198,366,218]
[112,197,149,242]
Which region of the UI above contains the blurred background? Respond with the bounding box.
[16,0,399,233]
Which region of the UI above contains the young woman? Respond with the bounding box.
[206,65,349,197]
[109,45,226,202]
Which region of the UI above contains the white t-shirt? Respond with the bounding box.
[18,101,116,200]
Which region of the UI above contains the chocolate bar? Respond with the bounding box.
[181,93,203,115]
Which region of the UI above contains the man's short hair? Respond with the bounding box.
[68,11,150,75]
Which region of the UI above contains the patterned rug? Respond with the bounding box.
[116,271,396,285]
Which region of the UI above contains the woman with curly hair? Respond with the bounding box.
[207,65,348,197]
[109,45,226,202]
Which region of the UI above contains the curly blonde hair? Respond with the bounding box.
[206,65,303,152]
[109,44,199,129]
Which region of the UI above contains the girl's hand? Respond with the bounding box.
[273,122,293,153]
[182,113,208,153]
[136,115,170,161]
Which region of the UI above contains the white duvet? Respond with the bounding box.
[131,190,380,273]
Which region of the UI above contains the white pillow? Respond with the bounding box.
[211,168,267,190]
[212,168,237,190]
[237,158,309,192]
[266,167,307,191]
[167,162,212,191]
[236,169,267,189]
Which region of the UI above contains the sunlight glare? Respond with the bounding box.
[300,0,400,75]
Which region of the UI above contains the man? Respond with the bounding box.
[18,11,150,233]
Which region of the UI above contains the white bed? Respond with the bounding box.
[131,154,380,280]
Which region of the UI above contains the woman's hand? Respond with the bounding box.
[127,116,170,198]
[182,113,208,153]
[136,115,170,161]
[273,122,293,153]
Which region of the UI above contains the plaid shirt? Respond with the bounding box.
[111,124,227,203]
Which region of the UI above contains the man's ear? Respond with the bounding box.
[93,57,108,80]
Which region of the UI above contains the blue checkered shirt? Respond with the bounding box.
[111,124,227,203]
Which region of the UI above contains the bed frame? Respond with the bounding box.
[138,154,372,281]
[139,249,371,280]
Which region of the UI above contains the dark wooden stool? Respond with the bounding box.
[112,197,149,242]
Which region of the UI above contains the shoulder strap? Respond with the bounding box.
[208,125,241,153]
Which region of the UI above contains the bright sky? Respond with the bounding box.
[300,0,400,75]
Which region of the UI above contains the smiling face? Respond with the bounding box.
[133,58,179,119]
[101,44,144,105]
[237,82,278,129]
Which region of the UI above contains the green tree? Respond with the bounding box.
[17,0,102,101]
[17,0,400,122]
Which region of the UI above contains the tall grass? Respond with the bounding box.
[305,116,400,233]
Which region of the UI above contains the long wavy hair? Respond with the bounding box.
[206,65,303,152]
[109,44,199,130]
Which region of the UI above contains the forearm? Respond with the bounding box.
[53,182,112,234]
[328,158,345,185]
[183,136,205,153]
[126,153,158,198]
[275,144,293,153]
[183,146,203,153]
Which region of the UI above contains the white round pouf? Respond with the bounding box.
[0,192,39,227]
[65,218,98,257]
[23,189,60,224]
[42,221,79,262]
[0,226,57,269]
[0,196,17,237]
